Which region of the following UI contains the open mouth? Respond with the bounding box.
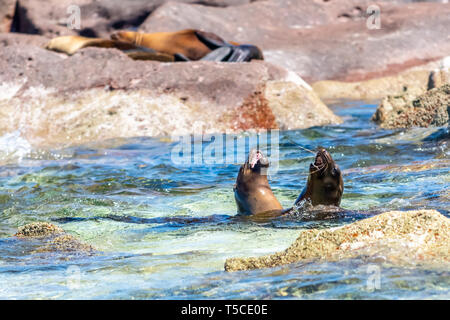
[311,148,330,173]
[248,150,269,169]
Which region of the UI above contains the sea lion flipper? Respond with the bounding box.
[295,187,307,205]
[227,47,250,62]
[174,53,190,61]
[194,30,229,50]
[226,45,264,62]
[201,47,232,61]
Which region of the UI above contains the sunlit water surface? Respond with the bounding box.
[0,102,448,299]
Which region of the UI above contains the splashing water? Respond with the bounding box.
[0,101,448,299]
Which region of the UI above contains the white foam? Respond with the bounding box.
[0,131,32,163]
[440,56,450,70]
[284,70,312,90]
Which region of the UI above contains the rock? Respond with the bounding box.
[312,57,450,102]
[34,234,95,253]
[10,0,258,38]
[14,222,95,254]
[0,44,340,149]
[0,32,50,47]
[225,210,450,272]
[140,0,450,82]
[15,222,64,237]
[372,84,450,129]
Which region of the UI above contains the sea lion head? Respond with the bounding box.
[235,149,270,190]
[246,149,270,172]
[111,31,139,45]
[234,149,282,215]
[297,148,343,207]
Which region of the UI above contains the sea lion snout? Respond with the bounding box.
[296,148,344,207]
[248,149,269,170]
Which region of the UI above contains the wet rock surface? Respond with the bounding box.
[225,210,450,272]
[15,222,64,238]
[372,84,450,129]
[0,45,340,148]
[14,222,95,255]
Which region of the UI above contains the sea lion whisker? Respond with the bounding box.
[296,145,316,155]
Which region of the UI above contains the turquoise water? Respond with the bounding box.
[0,101,448,299]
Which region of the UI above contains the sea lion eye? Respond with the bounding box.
[332,167,340,176]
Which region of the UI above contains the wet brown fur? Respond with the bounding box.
[234,150,283,216]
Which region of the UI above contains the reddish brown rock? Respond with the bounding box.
[140,0,450,82]
[0,45,340,149]
[9,0,259,38]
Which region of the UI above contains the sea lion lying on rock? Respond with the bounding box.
[111,29,217,60]
[111,29,263,62]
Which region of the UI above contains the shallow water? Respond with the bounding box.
[0,101,448,299]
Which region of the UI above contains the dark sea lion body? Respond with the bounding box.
[234,150,283,216]
[295,148,344,207]
[233,148,343,218]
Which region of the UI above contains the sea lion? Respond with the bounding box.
[45,35,174,61]
[46,35,137,55]
[294,148,344,207]
[195,30,264,62]
[234,149,283,216]
[110,29,224,61]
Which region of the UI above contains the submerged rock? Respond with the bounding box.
[0,45,340,149]
[34,234,95,253]
[372,84,450,129]
[15,222,64,237]
[14,222,95,255]
[224,210,450,272]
